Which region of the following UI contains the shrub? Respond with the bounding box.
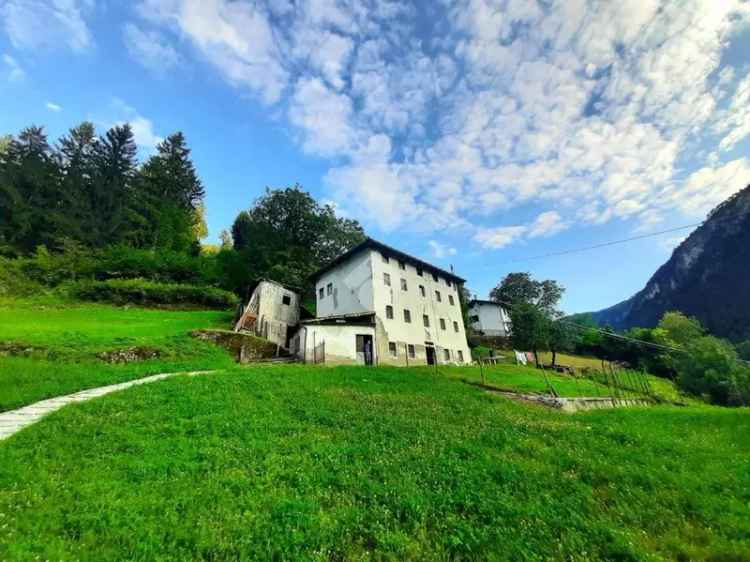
[72,279,239,310]
[736,341,750,362]
[675,335,750,406]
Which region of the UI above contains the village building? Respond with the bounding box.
[291,238,472,365]
[234,279,301,348]
[468,299,512,337]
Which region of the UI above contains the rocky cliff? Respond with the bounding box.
[592,184,750,341]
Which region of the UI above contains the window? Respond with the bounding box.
[453,320,459,332]
[383,272,391,286]
[457,350,464,362]
[326,283,333,296]
[443,349,451,361]
[408,344,416,358]
[423,314,430,328]
[398,260,406,270]
[403,309,411,323]
[382,254,390,264]
[419,285,426,297]
[432,273,439,282]
[435,290,442,302]
[389,342,397,357]
[386,305,394,319]
[447,280,452,288]
[400,278,408,291]
[417,267,423,277]
[282,295,291,306]
[440,318,446,330]
[319,287,324,300]
[449,295,455,306]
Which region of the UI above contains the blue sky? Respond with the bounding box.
[2,0,749,314]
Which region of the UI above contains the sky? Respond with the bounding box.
[1,0,750,314]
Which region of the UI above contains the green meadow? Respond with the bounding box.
[0,299,748,560]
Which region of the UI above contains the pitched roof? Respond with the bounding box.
[310,237,466,284]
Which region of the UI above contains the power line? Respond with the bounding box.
[491,297,750,364]
[487,207,750,267]
[495,223,700,265]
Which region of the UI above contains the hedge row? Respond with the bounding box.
[73,279,239,309]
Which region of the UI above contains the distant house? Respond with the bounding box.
[468,299,512,337]
[290,238,471,365]
[234,280,300,348]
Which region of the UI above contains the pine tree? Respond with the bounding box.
[91,124,138,247]
[57,122,97,246]
[0,127,60,253]
[135,132,205,251]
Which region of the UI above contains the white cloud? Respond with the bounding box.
[289,77,355,157]
[123,22,181,74]
[135,0,287,103]
[109,98,163,152]
[2,0,94,52]
[2,54,25,82]
[527,211,568,238]
[132,0,750,243]
[667,158,750,216]
[128,116,163,151]
[474,226,527,250]
[428,240,457,259]
[45,101,62,112]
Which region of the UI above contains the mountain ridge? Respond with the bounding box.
[591,184,750,341]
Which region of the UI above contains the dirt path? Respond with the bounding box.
[0,370,213,441]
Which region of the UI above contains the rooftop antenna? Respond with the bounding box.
[450,264,454,273]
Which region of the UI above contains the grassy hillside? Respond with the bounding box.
[0,365,748,561]
[0,299,235,411]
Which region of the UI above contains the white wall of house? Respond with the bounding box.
[469,302,512,337]
[292,325,377,365]
[247,281,300,347]
[315,250,375,318]
[370,250,471,365]
[312,245,471,365]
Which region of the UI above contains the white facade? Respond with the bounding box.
[310,242,471,365]
[468,300,512,337]
[234,280,300,347]
[291,321,377,365]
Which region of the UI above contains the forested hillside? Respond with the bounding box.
[593,185,750,341]
[0,123,366,300]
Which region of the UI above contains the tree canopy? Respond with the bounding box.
[0,123,205,256]
[490,272,564,314]
[230,185,366,288]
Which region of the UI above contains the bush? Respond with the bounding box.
[675,336,750,406]
[736,341,750,362]
[72,279,239,310]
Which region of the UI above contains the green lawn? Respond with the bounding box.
[0,365,748,561]
[439,363,613,397]
[0,300,234,411]
[0,300,232,354]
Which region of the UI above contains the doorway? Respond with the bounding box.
[356,334,374,366]
[425,344,436,366]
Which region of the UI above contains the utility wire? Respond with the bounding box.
[488,207,750,266]
[491,297,750,364]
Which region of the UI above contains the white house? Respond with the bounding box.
[468,299,512,337]
[234,279,300,347]
[291,238,471,365]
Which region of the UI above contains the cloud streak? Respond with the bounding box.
[127,0,750,248]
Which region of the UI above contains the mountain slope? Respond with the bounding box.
[592,184,750,341]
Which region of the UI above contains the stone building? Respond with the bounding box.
[234,279,300,348]
[291,238,471,365]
